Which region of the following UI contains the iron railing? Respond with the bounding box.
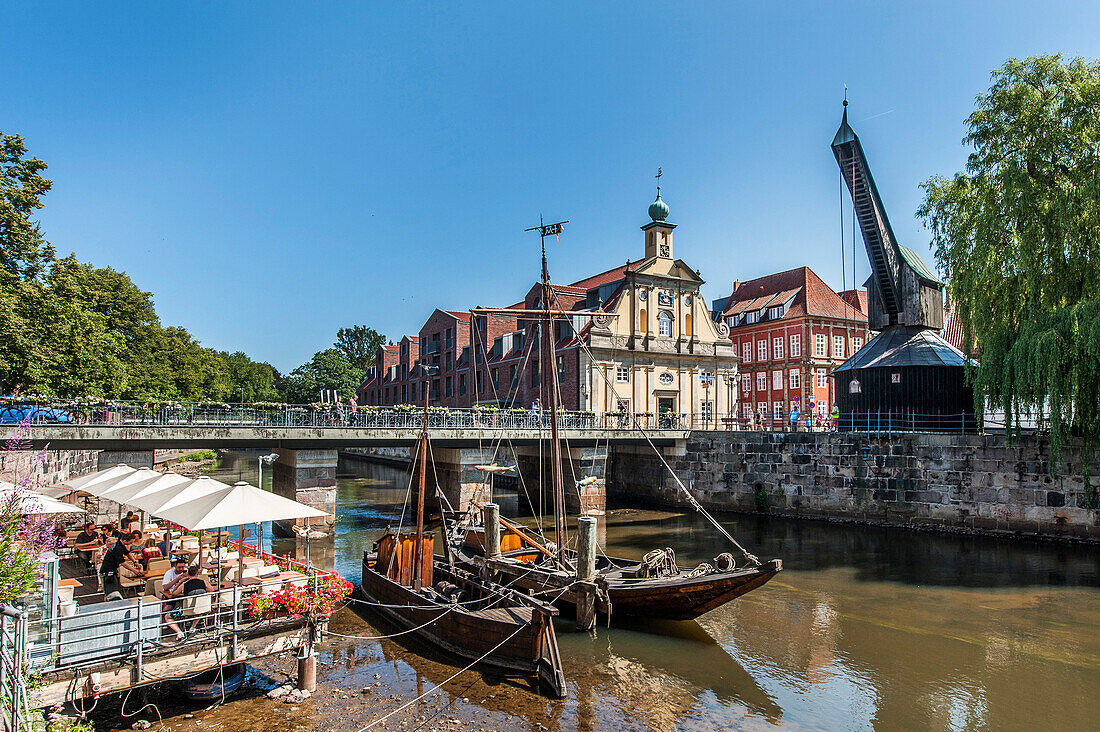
[0,399,990,434]
[0,607,29,732]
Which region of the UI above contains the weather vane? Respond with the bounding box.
[656,166,662,195]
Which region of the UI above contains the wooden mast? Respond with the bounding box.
[412,372,430,590]
[541,241,567,564]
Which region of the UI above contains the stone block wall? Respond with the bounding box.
[0,449,99,487]
[609,431,1100,542]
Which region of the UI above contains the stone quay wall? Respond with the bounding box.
[609,431,1100,542]
[0,448,99,487]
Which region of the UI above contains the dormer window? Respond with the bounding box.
[768,306,784,320]
[746,311,759,324]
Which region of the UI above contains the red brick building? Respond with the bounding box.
[715,266,869,427]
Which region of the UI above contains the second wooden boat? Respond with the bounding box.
[357,376,566,698]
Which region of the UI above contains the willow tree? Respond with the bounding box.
[919,54,1100,488]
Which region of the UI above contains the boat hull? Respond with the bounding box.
[452,541,782,622]
[359,555,566,697]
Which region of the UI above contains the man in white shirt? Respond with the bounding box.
[160,557,190,600]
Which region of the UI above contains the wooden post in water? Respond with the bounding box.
[297,646,316,692]
[483,503,501,560]
[575,515,598,631]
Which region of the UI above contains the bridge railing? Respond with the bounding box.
[0,400,995,434]
[0,399,760,432]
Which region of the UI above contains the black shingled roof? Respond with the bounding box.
[833,326,975,372]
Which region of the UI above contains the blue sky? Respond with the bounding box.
[3,2,1098,372]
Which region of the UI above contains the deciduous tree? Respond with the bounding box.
[919,54,1100,486]
[334,325,388,372]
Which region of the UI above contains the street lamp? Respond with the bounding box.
[256,452,279,559]
[258,452,279,490]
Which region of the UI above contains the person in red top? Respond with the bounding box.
[141,537,163,566]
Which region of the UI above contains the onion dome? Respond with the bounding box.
[648,194,669,222]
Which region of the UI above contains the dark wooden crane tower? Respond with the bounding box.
[830,100,976,432]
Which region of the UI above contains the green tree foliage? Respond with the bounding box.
[918,54,1100,482]
[0,130,380,405]
[0,130,283,400]
[0,132,55,284]
[221,350,280,402]
[280,348,364,403]
[334,325,388,372]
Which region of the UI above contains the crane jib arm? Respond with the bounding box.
[831,109,904,319]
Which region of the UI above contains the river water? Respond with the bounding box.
[172,455,1100,731]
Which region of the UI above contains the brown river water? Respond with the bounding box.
[87,456,1100,731]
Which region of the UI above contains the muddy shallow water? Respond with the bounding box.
[88,456,1100,731]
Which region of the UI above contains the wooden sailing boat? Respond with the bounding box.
[360,374,567,697]
[447,218,782,622]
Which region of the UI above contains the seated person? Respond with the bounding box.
[181,567,215,631]
[160,558,190,601]
[73,523,104,568]
[140,537,162,567]
[182,565,214,596]
[157,535,174,561]
[120,511,138,532]
[103,521,121,540]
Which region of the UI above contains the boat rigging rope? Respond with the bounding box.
[565,311,762,567]
[354,586,571,732]
[324,607,457,641]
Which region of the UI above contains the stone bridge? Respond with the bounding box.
[5,423,689,524]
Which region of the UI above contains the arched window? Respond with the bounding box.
[658,311,673,337]
[639,307,647,333]
[685,313,693,338]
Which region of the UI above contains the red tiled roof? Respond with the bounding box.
[942,303,979,356]
[568,260,642,290]
[838,289,868,315]
[383,345,399,352]
[444,310,472,322]
[721,266,867,324]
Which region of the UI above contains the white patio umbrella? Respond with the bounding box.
[155,480,328,531]
[154,480,329,583]
[62,464,138,496]
[129,475,234,517]
[95,469,190,518]
[0,482,87,515]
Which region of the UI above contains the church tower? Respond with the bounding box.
[642,169,675,260]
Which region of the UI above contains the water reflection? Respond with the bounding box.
[206,454,1100,731]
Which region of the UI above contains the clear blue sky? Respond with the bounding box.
[4,2,1098,372]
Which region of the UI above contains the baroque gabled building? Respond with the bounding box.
[576,191,738,424]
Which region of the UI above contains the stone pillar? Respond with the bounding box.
[515,446,607,517]
[272,449,338,538]
[97,450,153,469]
[419,447,499,513]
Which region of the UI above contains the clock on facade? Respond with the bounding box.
[658,372,674,385]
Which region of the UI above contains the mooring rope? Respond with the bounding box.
[354,586,571,732]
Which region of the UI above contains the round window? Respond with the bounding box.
[659,372,674,385]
